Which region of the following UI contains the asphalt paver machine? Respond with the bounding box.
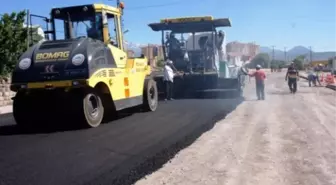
[148,16,248,98]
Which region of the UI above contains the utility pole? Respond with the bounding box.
[309,46,313,63]
[271,45,275,68]
[109,0,124,30]
[284,47,287,62]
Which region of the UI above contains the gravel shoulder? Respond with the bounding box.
[135,72,336,185]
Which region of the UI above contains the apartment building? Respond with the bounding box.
[226,41,260,63]
[140,44,165,67]
[126,50,135,58]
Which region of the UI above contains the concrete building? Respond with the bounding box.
[310,60,329,67]
[126,50,135,58]
[140,44,165,67]
[226,41,260,57]
[226,41,260,65]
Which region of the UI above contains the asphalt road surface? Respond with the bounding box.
[1,71,335,185]
[0,87,243,184]
[136,72,336,185]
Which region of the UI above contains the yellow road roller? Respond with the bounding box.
[10,3,158,128]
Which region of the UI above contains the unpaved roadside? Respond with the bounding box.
[0,105,12,114]
[135,72,336,185]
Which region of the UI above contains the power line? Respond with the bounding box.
[106,0,185,10]
[269,45,275,68]
[271,45,275,60]
[126,0,194,10]
[127,3,182,10]
[309,46,313,63]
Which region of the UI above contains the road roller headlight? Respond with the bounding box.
[72,81,79,86]
[72,54,85,66]
[18,58,32,70]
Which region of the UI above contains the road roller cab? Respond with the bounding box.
[11,3,158,128]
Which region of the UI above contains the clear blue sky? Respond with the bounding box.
[1,0,335,51]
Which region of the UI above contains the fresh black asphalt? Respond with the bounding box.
[0,98,242,185]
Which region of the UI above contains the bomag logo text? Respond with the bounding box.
[36,51,70,61]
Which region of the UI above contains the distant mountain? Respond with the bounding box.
[260,46,336,61]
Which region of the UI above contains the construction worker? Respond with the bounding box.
[307,66,317,87]
[285,62,299,93]
[87,16,103,41]
[163,58,178,101]
[314,64,323,86]
[278,65,282,72]
[249,65,266,100]
[166,32,181,61]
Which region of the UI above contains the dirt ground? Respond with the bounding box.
[135,72,336,185]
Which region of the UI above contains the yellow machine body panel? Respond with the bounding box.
[93,4,121,14]
[11,3,152,108]
[10,3,158,129]
[107,45,127,68]
[86,45,151,102]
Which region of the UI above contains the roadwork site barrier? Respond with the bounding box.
[324,74,335,84]
[299,72,336,91]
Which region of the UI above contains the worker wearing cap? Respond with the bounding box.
[314,64,323,86]
[249,65,266,100]
[285,62,299,93]
[307,65,317,87]
[163,58,177,101]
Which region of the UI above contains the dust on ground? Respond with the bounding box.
[135,72,336,185]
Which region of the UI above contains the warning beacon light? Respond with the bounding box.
[119,2,125,9]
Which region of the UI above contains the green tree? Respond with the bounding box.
[270,60,278,68]
[293,55,305,70]
[156,58,165,68]
[0,11,27,76]
[277,60,286,68]
[248,53,270,68]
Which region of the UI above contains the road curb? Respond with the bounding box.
[299,75,308,80]
[326,84,336,90]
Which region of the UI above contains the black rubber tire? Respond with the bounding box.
[142,78,158,112]
[101,94,118,123]
[237,86,244,98]
[13,92,36,129]
[75,90,104,128]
